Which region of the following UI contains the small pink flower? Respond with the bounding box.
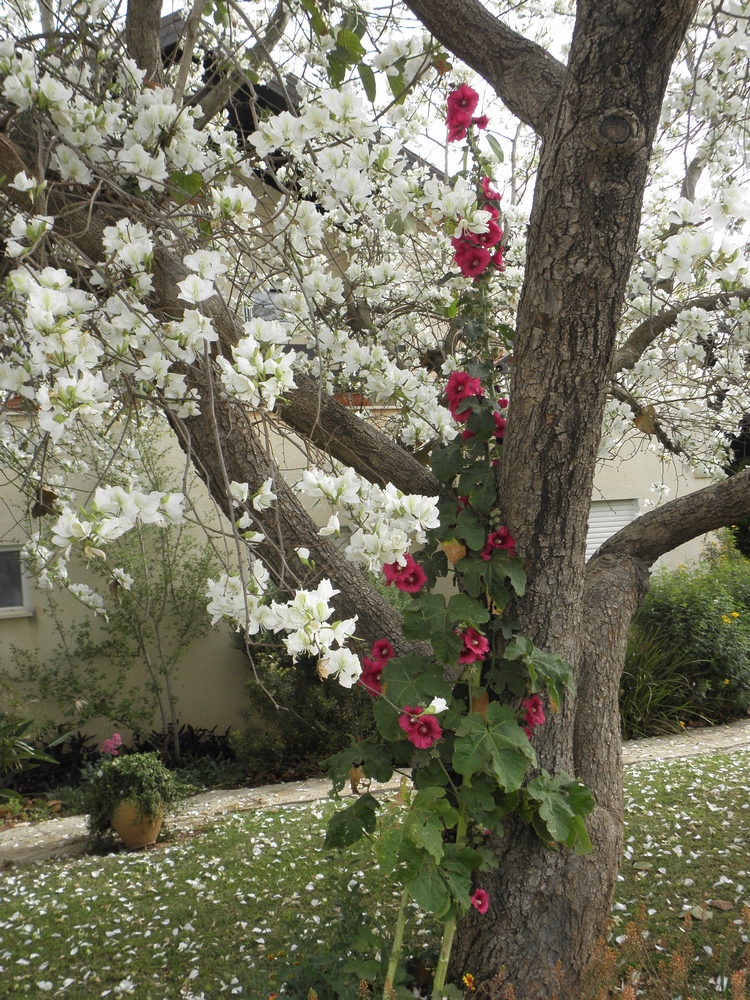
[101,733,122,757]
[398,705,443,749]
[481,527,515,560]
[470,889,489,914]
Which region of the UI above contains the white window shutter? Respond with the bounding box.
[586,499,639,559]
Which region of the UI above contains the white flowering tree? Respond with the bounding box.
[2,0,750,995]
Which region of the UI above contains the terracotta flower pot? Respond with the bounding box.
[110,800,164,849]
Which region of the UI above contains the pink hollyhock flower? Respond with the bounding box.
[371,639,395,664]
[498,397,509,408]
[493,412,506,441]
[101,733,122,756]
[398,705,443,748]
[472,114,489,130]
[522,695,546,734]
[481,176,501,201]
[481,527,515,560]
[446,371,483,410]
[382,553,428,594]
[359,658,384,696]
[453,239,492,279]
[491,247,505,271]
[470,888,490,914]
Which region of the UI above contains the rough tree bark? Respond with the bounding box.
[406,0,708,993]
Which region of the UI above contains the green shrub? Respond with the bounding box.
[231,646,376,777]
[621,552,750,736]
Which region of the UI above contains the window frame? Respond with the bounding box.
[0,543,33,619]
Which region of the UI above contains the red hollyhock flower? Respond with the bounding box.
[481,176,501,201]
[491,246,505,271]
[522,695,546,738]
[498,397,509,408]
[371,639,395,664]
[382,553,427,593]
[472,114,489,130]
[398,705,443,748]
[493,412,506,441]
[446,371,483,408]
[447,116,472,143]
[453,239,492,278]
[447,83,479,117]
[466,219,503,249]
[462,627,490,657]
[470,888,490,914]
[359,658,384,696]
[481,527,515,560]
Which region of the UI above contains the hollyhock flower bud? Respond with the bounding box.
[470,888,490,914]
[398,705,443,748]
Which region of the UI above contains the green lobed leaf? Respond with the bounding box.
[382,655,453,706]
[373,695,402,740]
[523,771,594,854]
[323,739,393,796]
[441,843,484,908]
[457,508,487,550]
[453,702,535,790]
[406,866,451,916]
[447,592,490,626]
[405,787,457,862]
[431,445,463,483]
[324,792,379,849]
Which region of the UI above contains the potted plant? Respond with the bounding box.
[84,735,183,849]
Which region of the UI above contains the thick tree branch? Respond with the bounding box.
[126,0,164,85]
[595,467,750,567]
[613,288,750,374]
[402,0,565,138]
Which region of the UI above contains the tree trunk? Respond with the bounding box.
[448,1,701,994]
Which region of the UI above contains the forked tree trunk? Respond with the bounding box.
[444,0,701,993]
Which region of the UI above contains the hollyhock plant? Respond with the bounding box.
[470,889,490,914]
[382,553,428,593]
[398,705,443,748]
[481,526,515,560]
[481,175,501,201]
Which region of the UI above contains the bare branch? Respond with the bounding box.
[613,288,750,374]
[594,467,750,567]
[609,382,683,456]
[172,0,205,107]
[402,0,565,138]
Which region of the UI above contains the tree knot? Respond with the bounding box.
[593,109,643,155]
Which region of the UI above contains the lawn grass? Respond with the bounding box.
[0,750,748,998]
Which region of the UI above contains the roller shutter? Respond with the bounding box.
[586,499,639,559]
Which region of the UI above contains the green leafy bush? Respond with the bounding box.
[621,551,750,736]
[231,646,376,777]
